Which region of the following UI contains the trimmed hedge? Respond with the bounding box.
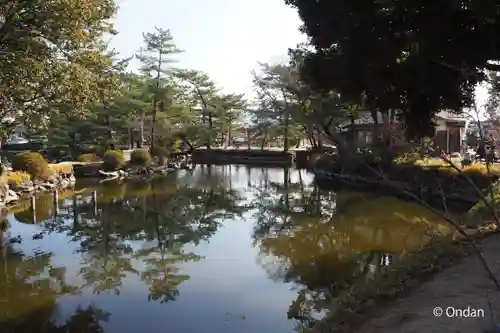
[12,152,52,180]
[102,150,125,171]
[130,149,151,166]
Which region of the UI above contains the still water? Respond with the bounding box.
[0,166,452,332]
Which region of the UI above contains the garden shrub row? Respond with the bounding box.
[5,146,172,181]
[0,152,77,187]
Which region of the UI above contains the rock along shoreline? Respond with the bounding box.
[0,170,76,207]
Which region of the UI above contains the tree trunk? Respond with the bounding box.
[178,134,194,151]
[150,97,158,150]
[261,130,268,150]
[282,89,290,152]
[226,126,232,148]
[246,130,251,150]
[106,115,113,149]
[309,136,316,148]
[208,112,213,149]
[71,132,78,159]
[316,127,323,149]
[380,110,390,145]
[370,110,380,144]
[128,127,132,149]
[151,51,163,150]
[139,115,145,148]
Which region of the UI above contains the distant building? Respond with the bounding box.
[434,111,467,153]
[342,110,467,153]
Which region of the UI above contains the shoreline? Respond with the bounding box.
[306,156,500,332]
[7,159,497,332]
[312,166,489,205]
[311,225,500,333]
[352,229,500,333]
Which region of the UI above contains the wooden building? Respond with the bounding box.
[342,110,467,153]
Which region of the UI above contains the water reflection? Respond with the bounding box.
[3,305,109,333]
[250,169,451,325]
[0,166,453,332]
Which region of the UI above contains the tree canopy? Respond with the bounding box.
[284,0,500,137]
[0,0,118,119]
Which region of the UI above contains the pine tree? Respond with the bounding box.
[136,27,182,149]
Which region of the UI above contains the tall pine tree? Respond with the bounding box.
[136,27,182,149]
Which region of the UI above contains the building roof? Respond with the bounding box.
[435,110,467,121]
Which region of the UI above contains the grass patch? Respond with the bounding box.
[398,156,500,175]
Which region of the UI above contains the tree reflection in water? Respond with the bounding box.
[0,166,454,331]
[2,166,244,327]
[0,303,110,333]
[0,220,85,331]
[250,169,452,328]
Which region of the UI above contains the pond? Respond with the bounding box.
[0,166,453,333]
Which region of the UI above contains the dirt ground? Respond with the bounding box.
[355,234,500,333]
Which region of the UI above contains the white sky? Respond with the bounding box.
[110,0,306,99]
[109,0,490,113]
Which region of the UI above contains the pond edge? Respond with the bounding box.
[312,225,498,333]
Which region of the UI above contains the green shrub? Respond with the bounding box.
[130,149,151,166]
[102,150,125,171]
[77,153,101,162]
[12,152,52,179]
[150,146,170,165]
[150,146,170,157]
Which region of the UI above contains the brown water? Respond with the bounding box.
[0,166,452,333]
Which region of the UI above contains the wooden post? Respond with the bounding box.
[446,127,450,154]
[72,194,78,224]
[30,196,36,224]
[53,190,59,216]
[92,191,97,216]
